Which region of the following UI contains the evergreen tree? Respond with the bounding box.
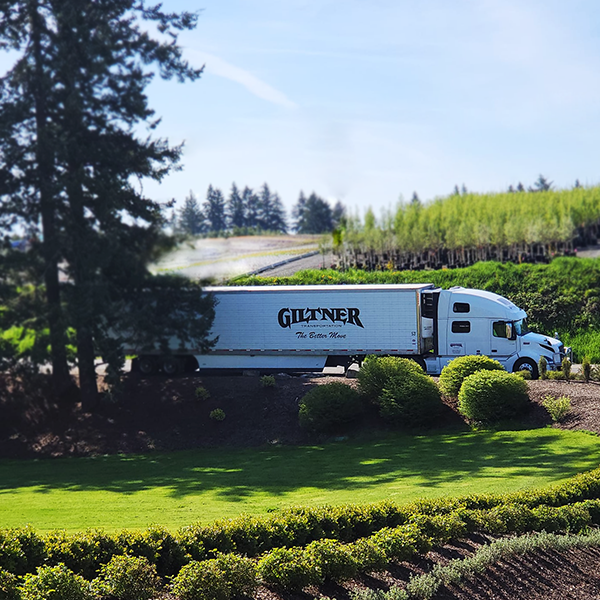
[292,191,333,233]
[530,174,553,192]
[508,185,516,193]
[453,185,460,196]
[178,191,204,235]
[410,192,421,205]
[574,179,582,189]
[243,186,261,230]
[0,1,214,406]
[227,183,245,231]
[257,183,287,232]
[203,185,227,234]
[516,182,525,192]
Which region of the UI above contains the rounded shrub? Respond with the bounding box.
[257,546,322,591]
[439,355,505,397]
[93,555,161,600]
[171,554,257,600]
[457,370,530,424]
[305,538,357,582]
[379,373,442,427]
[20,564,93,600]
[358,356,424,402]
[298,382,365,432]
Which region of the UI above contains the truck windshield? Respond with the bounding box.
[514,319,529,336]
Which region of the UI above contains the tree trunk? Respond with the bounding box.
[30,0,71,393]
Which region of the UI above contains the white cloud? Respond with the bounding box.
[188,49,297,109]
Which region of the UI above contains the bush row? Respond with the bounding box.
[3,468,600,582]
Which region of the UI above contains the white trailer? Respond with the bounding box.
[133,284,569,378]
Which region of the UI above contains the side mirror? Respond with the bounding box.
[507,323,516,340]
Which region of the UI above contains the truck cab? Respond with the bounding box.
[423,287,568,377]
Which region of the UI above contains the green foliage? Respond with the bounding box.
[305,538,358,582]
[20,564,93,600]
[358,356,424,402]
[0,568,19,600]
[458,371,530,423]
[257,546,322,591]
[379,374,442,427]
[93,555,160,600]
[582,356,592,382]
[209,409,226,421]
[171,553,257,600]
[260,375,276,388]
[195,386,210,400]
[538,356,548,380]
[45,530,120,580]
[0,527,46,576]
[562,356,572,380]
[298,382,365,432]
[439,355,505,398]
[542,394,571,423]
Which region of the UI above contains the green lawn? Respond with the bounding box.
[1,428,599,532]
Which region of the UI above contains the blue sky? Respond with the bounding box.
[12,1,600,219]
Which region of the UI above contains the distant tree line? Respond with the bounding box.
[175,184,346,236]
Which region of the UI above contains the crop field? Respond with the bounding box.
[1,428,599,532]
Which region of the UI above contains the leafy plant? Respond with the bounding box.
[260,375,276,388]
[582,356,591,382]
[0,568,19,600]
[379,374,442,427]
[257,546,322,591]
[20,564,93,600]
[195,386,210,400]
[439,355,505,398]
[358,356,424,402]
[458,370,530,424]
[298,382,365,432]
[93,555,160,600]
[542,394,571,423]
[538,356,548,380]
[562,357,572,381]
[209,409,226,421]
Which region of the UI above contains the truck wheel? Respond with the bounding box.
[161,356,183,376]
[138,356,156,375]
[513,358,539,380]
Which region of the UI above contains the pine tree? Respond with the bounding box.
[0,1,214,406]
[257,183,287,232]
[292,192,333,233]
[203,185,227,234]
[244,186,261,230]
[332,200,346,228]
[178,191,204,235]
[227,183,245,231]
[530,174,553,192]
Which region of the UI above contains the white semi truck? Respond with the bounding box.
[133,284,569,379]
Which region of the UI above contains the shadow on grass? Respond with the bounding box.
[0,429,598,502]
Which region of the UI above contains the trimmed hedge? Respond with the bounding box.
[2,469,600,594]
[298,382,365,432]
[357,356,425,402]
[439,355,505,398]
[458,370,530,423]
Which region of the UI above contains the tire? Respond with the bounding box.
[138,356,156,376]
[161,356,183,376]
[513,358,539,380]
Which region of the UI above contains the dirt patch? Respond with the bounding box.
[0,373,598,459]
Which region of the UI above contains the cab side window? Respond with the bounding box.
[453,302,470,313]
[451,321,471,333]
[493,321,507,338]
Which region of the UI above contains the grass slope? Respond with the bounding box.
[0,428,599,532]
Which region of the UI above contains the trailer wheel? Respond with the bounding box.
[513,358,539,380]
[138,356,156,376]
[161,356,183,376]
